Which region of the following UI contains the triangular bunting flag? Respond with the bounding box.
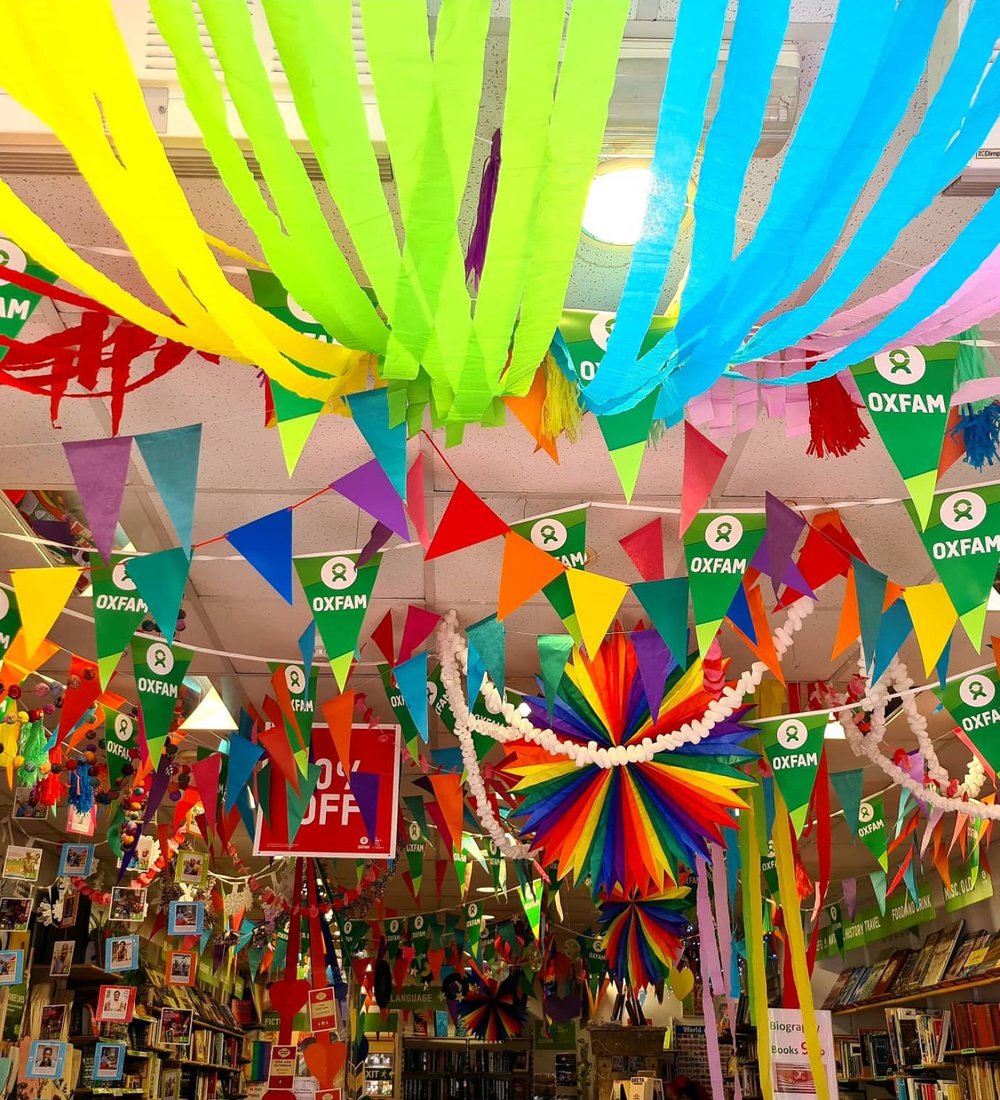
[322,692,356,782]
[467,616,505,694]
[63,436,132,563]
[0,588,21,666]
[680,422,728,535]
[398,606,441,664]
[565,570,628,658]
[831,568,861,661]
[632,577,690,665]
[852,559,888,670]
[778,509,864,608]
[125,547,191,646]
[368,610,395,665]
[393,652,429,741]
[130,637,193,769]
[11,566,82,656]
[405,454,431,549]
[870,598,913,684]
[596,390,658,502]
[510,507,587,570]
[426,482,509,560]
[331,459,409,539]
[503,366,559,462]
[619,517,664,582]
[191,754,223,835]
[869,868,887,916]
[277,413,321,476]
[830,769,864,838]
[347,388,408,499]
[934,665,1000,776]
[858,795,888,872]
[58,653,103,739]
[538,635,573,720]
[631,628,675,718]
[904,583,957,675]
[350,771,381,846]
[91,557,148,688]
[134,424,201,551]
[757,714,827,836]
[226,508,294,604]
[497,532,566,619]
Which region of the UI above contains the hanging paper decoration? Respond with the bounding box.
[0,588,21,665]
[683,511,767,655]
[680,423,728,535]
[10,565,83,656]
[124,547,191,646]
[103,707,138,791]
[226,508,295,604]
[596,391,659,502]
[403,821,425,899]
[134,425,201,553]
[497,533,566,620]
[537,635,574,720]
[62,436,133,564]
[905,482,1000,648]
[294,552,382,690]
[510,507,587,570]
[426,482,509,560]
[934,666,1000,777]
[564,570,629,658]
[457,967,528,1042]
[331,459,409,540]
[91,557,148,688]
[903,582,958,675]
[393,652,430,743]
[620,517,665,583]
[346,389,408,500]
[379,664,423,763]
[851,343,958,528]
[506,629,754,896]
[464,900,485,963]
[269,662,318,779]
[857,796,889,873]
[756,714,827,836]
[130,637,193,769]
[597,886,691,991]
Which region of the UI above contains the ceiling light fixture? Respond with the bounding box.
[824,713,846,740]
[582,161,652,247]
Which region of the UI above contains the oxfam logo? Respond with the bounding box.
[413,915,424,931]
[705,515,743,551]
[776,719,807,751]
[873,346,926,385]
[146,643,174,675]
[0,239,27,287]
[530,517,567,552]
[113,563,137,591]
[284,665,306,695]
[959,674,995,709]
[321,556,356,590]
[466,903,479,920]
[0,590,8,618]
[408,822,421,843]
[858,802,875,824]
[114,714,134,742]
[940,490,987,532]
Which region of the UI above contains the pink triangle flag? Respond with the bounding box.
[398,606,441,663]
[191,754,223,835]
[619,517,665,581]
[405,453,430,549]
[332,458,409,538]
[63,436,133,563]
[680,422,729,535]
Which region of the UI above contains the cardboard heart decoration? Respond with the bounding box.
[268,977,311,1029]
[668,965,695,1001]
[302,1038,347,1088]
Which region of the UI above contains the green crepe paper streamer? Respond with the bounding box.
[149,0,387,353]
[361,0,488,407]
[261,0,425,380]
[504,0,631,395]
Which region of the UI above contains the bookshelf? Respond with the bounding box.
[401,1036,531,1100]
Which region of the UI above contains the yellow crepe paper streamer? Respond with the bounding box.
[0,1,366,399]
[772,787,830,1100]
[741,793,774,1100]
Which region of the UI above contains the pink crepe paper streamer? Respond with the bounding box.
[842,878,857,922]
[921,808,944,858]
[696,857,731,1100]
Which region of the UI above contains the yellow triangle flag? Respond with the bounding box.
[11,567,82,657]
[329,650,355,692]
[565,569,628,658]
[960,602,989,652]
[903,583,957,675]
[277,413,321,476]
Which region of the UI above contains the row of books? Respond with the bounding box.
[955,1058,1000,1100]
[834,1030,894,1080]
[179,1066,245,1100]
[143,973,244,1033]
[886,1008,947,1068]
[402,1048,526,1073]
[893,1077,961,1100]
[823,923,973,1008]
[948,1002,1000,1050]
[400,1080,528,1100]
[189,1028,243,1067]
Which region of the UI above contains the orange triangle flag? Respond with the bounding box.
[322,691,356,781]
[565,569,629,658]
[11,566,82,657]
[497,533,566,619]
[425,482,510,560]
[903,584,957,675]
[831,568,860,661]
[0,630,58,692]
[504,367,559,462]
[427,773,464,853]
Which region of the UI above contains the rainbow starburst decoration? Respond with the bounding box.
[598,886,692,990]
[504,628,755,898]
[458,966,528,1042]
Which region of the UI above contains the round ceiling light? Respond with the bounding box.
[581,162,652,247]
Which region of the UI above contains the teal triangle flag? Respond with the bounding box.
[124,547,190,646]
[347,389,408,499]
[394,652,429,741]
[830,769,864,838]
[632,577,690,665]
[852,558,888,671]
[135,424,201,552]
[871,598,913,684]
[299,621,316,682]
[538,635,573,719]
[903,842,920,905]
[226,508,294,603]
[467,615,505,693]
[869,868,887,916]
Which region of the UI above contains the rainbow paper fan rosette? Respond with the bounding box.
[598,885,691,990]
[504,629,755,897]
[458,966,528,1042]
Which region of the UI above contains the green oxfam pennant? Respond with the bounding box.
[464,900,484,962]
[103,706,138,790]
[857,795,888,872]
[92,558,149,689]
[757,714,827,836]
[0,587,21,664]
[934,666,1000,776]
[905,483,1000,649]
[555,309,675,387]
[511,506,588,570]
[294,552,382,691]
[427,664,456,733]
[402,820,425,897]
[269,661,318,777]
[683,511,767,655]
[0,237,58,353]
[851,343,957,530]
[130,637,193,770]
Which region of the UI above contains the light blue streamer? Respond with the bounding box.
[746,0,1000,362]
[580,0,728,407]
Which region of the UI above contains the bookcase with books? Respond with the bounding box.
[401,1036,531,1100]
[822,919,1000,1100]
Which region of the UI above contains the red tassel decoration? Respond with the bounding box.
[35,770,64,807]
[806,374,870,458]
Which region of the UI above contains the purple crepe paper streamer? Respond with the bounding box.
[464,129,502,289]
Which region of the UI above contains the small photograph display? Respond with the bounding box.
[110,886,147,924]
[0,897,32,931]
[94,1043,126,1082]
[58,843,94,878]
[26,1041,67,1079]
[105,935,139,972]
[175,852,207,886]
[2,846,41,881]
[166,949,197,987]
[49,941,74,977]
[160,1007,193,1047]
[96,985,137,1024]
[39,1005,67,1041]
[0,949,24,985]
[168,901,204,936]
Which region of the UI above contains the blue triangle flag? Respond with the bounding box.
[226,508,294,603]
[725,582,756,643]
[467,615,505,695]
[347,389,408,499]
[225,734,265,814]
[135,424,201,552]
[124,547,190,645]
[394,651,429,740]
[467,640,487,711]
[871,597,913,684]
[299,621,316,682]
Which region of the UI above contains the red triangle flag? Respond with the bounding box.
[258,724,301,794]
[398,606,441,663]
[619,517,665,581]
[680,422,728,535]
[776,509,865,608]
[368,611,395,665]
[497,532,566,619]
[425,481,509,560]
[191,754,223,835]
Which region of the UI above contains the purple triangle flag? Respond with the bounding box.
[63,436,133,562]
[332,459,409,539]
[750,493,808,597]
[349,770,381,846]
[631,628,676,718]
[358,520,393,566]
[226,508,294,603]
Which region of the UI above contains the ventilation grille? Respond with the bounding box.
[144,3,226,74]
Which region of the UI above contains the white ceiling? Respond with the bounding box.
[1,1,997,909]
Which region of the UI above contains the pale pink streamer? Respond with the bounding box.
[696,857,730,1100]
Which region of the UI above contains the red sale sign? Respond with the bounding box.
[253,724,400,858]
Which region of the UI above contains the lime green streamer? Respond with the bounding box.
[261,0,424,383]
[505,0,631,396]
[149,0,387,352]
[361,0,489,408]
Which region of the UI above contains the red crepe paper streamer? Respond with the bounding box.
[805,373,870,458]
